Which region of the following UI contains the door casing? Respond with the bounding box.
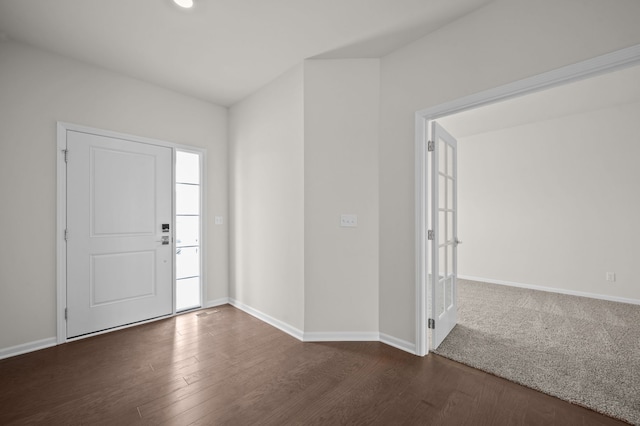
[56,122,207,344]
[414,43,640,356]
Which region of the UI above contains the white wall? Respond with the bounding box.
[0,40,228,352]
[303,59,379,334]
[379,0,640,344]
[229,65,305,331]
[229,59,381,336]
[457,102,640,301]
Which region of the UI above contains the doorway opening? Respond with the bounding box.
[415,43,640,356]
[423,62,640,423]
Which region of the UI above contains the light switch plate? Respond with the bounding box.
[340,214,357,227]
[215,216,223,225]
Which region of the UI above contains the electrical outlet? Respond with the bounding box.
[340,214,357,227]
[215,216,223,225]
[606,272,616,282]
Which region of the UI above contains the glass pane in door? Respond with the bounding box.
[176,184,200,215]
[439,175,446,210]
[176,151,200,184]
[176,247,199,280]
[439,139,446,172]
[176,277,200,311]
[175,150,202,312]
[176,215,199,247]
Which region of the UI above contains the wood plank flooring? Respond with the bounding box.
[0,305,627,425]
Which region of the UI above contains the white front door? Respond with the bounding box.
[65,130,173,338]
[430,121,459,349]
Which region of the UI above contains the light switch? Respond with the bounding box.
[340,214,357,227]
[215,216,223,225]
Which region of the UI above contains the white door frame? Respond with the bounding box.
[414,43,640,356]
[56,122,207,344]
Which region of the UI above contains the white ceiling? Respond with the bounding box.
[0,0,493,106]
[438,63,640,139]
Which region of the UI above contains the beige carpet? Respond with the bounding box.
[434,279,640,425]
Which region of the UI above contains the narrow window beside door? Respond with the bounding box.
[175,151,202,311]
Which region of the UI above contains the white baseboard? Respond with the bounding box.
[226,300,420,354]
[379,333,416,355]
[303,331,379,342]
[0,308,418,361]
[228,298,304,341]
[458,275,640,306]
[0,337,57,361]
[204,297,230,308]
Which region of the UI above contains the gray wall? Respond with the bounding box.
[229,65,306,331]
[228,59,380,336]
[303,59,380,335]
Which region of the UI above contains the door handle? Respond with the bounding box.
[455,238,462,246]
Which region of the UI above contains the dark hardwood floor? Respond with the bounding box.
[0,305,626,425]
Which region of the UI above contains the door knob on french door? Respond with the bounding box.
[455,238,462,246]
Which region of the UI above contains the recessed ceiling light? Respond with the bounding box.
[173,0,193,8]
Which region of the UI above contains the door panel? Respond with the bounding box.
[431,121,459,350]
[92,148,156,235]
[66,130,172,338]
[91,251,156,305]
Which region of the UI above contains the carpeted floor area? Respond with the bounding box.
[434,279,640,425]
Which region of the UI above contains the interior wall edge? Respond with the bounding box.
[204,298,230,309]
[228,298,305,341]
[458,275,640,306]
[379,333,417,355]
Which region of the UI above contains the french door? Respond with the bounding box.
[430,121,460,350]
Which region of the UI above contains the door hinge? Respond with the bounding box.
[62,149,68,163]
[428,230,434,240]
[65,308,68,320]
[427,140,435,152]
[64,229,68,241]
[428,318,435,329]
